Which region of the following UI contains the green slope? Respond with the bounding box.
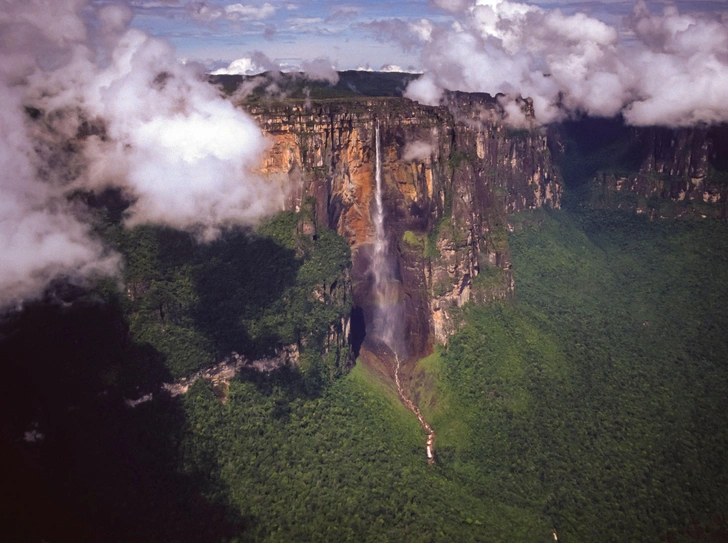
[5,205,728,542]
[418,209,728,542]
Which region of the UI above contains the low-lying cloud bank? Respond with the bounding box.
[397,0,728,126]
[0,0,282,306]
[212,53,339,84]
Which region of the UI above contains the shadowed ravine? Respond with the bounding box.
[372,122,435,464]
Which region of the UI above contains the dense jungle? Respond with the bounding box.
[3,78,728,542]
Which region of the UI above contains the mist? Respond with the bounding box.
[398,0,728,126]
[213,52,340,85]
[0,0,283,306]
[403,140,434,162]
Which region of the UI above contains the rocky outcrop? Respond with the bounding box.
[124,350,296,406]
[249,95,561,354]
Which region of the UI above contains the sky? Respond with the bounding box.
[122,0,728,127]
[120,0,728,71]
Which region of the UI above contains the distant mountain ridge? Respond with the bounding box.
[210,70,421,100]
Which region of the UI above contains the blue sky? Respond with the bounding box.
[122,0,728,71]
[126,0,440,70]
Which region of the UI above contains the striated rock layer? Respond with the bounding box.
[249,95,561,356]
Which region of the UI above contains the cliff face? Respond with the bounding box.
[595,127,727,217]
[551,119,728,218]
[249,96,561,356]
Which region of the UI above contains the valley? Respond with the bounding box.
[3,80,728,542]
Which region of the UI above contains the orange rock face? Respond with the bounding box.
[247,96,562,352]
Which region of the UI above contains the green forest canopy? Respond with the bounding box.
[3,204,728,542]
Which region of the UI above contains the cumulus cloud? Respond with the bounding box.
[405,73,444,105]
[225,2,276,20]
[360,18,433,52]
[0,0,283,306]
[380,64,422,74]
[399,0,728,126]
[621,3,728,125]
[430,0,470,12]
[84,31,278,234]
[211,56,269,75]
[211,52,338,83]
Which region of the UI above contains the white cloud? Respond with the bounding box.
[212,56,265,75]
[187,2,276,23]
[224,3,276,21]
[404,73,443,105]
[0,0,284,305]
[286,17,325,32]
[403,140,433,161]
[403,0,728,126]
[300,57,339,83]
[84,29,283,235]
[432,0,470,13]
[409,19,434,42]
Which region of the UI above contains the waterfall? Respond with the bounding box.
[370,121,435,464]
[371,122,399,354]
[374,123,384,254]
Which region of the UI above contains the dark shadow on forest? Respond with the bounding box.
[190,227,341,401]
[192,229,301,360]
[0,284,250,543]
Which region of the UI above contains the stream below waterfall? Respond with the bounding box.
[394,354,436,464]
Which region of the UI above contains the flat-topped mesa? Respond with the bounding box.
[248,95,562,352]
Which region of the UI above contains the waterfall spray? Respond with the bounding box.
[371,122,398,352]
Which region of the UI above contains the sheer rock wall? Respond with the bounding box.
[249,96,562,355]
